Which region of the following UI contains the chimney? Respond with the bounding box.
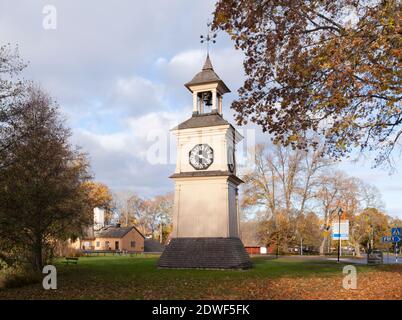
[116,223,121,228]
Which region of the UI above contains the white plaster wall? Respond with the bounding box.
[171,177,239,238]
[170,120,243,239]
[228,183,238,237]
[173,125,242,173]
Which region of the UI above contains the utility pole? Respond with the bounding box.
[337,208,343,263]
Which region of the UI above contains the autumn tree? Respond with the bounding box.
[315,173,385,256]
[353,208,389,251]
[315,172,352,254]
[82,181,114,224]
[295,212,322,253]
[0,44,27,165]
[117,193,146,231]
[116,192,173,241]
[243,143,331,216]
[243,143,332,251]
[243,143,387,255]
[258,210,294,254]
[0,86,92,272]
[214,0,401,165]
[153,192,174,243]
[135,194,173,241]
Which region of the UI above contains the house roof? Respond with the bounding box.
[184,55,230,93]
[173,112,231,130]
[95,226,145,239]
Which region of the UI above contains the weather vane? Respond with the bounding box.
[200,21,217,54]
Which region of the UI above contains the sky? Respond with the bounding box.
[0,0,401,218]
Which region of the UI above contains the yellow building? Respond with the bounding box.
[73,224,145,252]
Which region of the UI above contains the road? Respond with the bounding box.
[277,254,402,265]
[326,254,402,264]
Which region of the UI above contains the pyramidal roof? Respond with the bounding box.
[184,54,230,93]
[202,54,213,70]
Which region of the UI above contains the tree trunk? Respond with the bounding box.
[319,236,326,255]
[354,242,361,258]
[33,237,43,272]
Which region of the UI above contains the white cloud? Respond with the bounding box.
[1,0,401,217]
[111,76,166,116]
[156,48,244,90]
[71,109,184,194]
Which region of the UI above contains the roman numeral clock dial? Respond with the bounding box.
[189,144,213,170]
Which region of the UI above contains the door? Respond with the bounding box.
[115,241,119,251]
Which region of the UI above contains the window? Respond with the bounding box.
[96,241,100,248]
[131,241,136,248]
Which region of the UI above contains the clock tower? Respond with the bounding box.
[158,55,252,269]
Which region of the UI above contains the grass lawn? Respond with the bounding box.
[0,255,401,300]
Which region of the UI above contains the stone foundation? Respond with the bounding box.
[158,237,252,269]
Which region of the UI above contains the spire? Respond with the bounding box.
[184,54,230,94]
[202,54,213,70]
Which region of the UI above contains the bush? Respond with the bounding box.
[0,266,41,290]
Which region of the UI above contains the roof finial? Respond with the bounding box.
[200,21,217,56]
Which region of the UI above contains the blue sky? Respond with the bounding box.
[1,0,401,218]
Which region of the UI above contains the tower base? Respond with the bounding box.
[157,237,252,269]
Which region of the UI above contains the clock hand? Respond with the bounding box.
[195,154,204,165]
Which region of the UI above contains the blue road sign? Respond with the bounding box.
[382,236,392,243]
[391,228,401,237]
[392,235,401,243]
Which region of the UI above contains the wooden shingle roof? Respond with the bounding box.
[173,112,231,130]
[95,226,145,239]
[184,55,230,93]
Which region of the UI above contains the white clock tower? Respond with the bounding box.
[158,55,251,269]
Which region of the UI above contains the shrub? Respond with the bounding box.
[0,265,41,290]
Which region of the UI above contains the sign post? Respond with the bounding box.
[382,229,401,263]
[391,228,401,263]
[394,241,398,263]
[332,219,349,262]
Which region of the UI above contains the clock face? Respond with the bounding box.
[189,144,214,170]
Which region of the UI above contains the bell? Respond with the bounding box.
[202,91,212,106]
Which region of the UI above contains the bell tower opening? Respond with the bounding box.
[195,90,223,114]
[185,54,229,117]
[198,91,212,114]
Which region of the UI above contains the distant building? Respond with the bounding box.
[71,224,145,252]
[241,220,267,255]
[93,207,105,231]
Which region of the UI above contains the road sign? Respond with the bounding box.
[332,220,349,240]
[391,228,401,237]
[392,235,401,243]
[382,236,392,243]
